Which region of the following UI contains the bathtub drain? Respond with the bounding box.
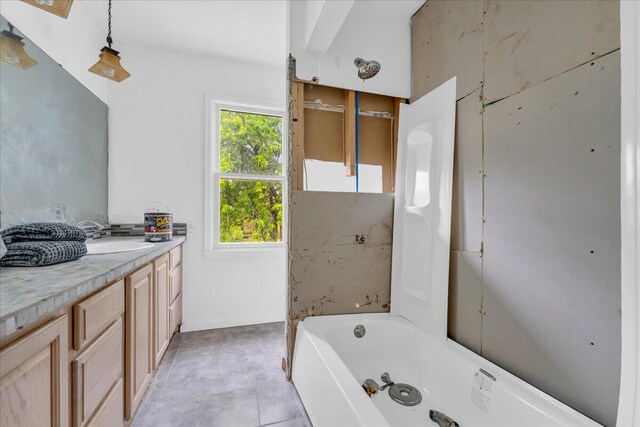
[388,383,422,406]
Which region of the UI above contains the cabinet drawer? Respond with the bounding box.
[169,293,182,334]
[74,280,124,351]
[169,264,182,304]
[86,379,123,427]
[72,318,123,427]
[169,245,182,271]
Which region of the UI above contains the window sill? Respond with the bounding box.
[204,245,286,260]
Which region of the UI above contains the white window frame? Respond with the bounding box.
[204,98,287,255]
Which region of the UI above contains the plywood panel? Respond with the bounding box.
[303,109,344,163]
[448,251,482,353]
[304,83,344,105]
[289,191,393,321]
[359,116,393,193]
[484,0,620,103]
[358,92,394,113]
[482,51,620,427]
[451,89,483,252]
[411,0,484,102]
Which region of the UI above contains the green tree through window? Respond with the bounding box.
[218,110,283,243]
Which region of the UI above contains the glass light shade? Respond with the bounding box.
[0,31,37,70]
[88,46,130,82]
[21,0,73,19]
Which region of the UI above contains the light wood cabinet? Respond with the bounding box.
[0,316,68,427]
[152,254,170,368]
[124,264,153,420]
[0,243,184,426]
[169,245,183,335]
[169,264,182,304]
[169,245,182,271]
[73,280,124,351]
[72,318,123,426]
[169,293,183,335]
[85,379,123,427]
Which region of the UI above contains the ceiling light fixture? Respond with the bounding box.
[88,0,130,83]
[21,0,73,19]
[0,22,37,70]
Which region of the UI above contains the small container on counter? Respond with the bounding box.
[144,204,173,242]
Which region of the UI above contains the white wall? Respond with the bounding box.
[289,1,413,98]
[0,0,108,102]
[108,42,287,331]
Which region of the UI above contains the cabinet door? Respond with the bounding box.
[0,316,68,427]
[72,318,123,426]
[169,293,182,335]
[153,254,170,368]
[169,264,182,304]
[125,264,153,420]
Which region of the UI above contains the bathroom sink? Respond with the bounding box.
[86,241,154,255]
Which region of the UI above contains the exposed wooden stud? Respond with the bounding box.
[391,98,403,192]
[344,90,356,176]
[290,82,305,190]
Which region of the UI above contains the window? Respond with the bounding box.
[206,101,286,250]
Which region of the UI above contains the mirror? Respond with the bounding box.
[0,16,108,228]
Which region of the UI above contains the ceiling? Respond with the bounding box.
[83,0,423,67]
[86,0,286,67]
[350,0,424,21]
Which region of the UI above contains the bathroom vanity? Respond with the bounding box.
[0,237,185,426]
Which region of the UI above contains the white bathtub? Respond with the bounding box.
[292,313,600,427]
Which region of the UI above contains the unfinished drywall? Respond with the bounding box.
[411,0,483,102]
[451,88,483,253]
[412,1,620,425]
[287,191,394,368]
[483,0,620,103]
[483,50,621,426]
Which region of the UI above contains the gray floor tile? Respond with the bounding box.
[132,398,199,427]
[147,378,204,402]
[218,351,269,374]
[256,369,288,387]
[257,382,306,425]
[221,336,266,354]
[266,416,313,427]
[132,322,297,427]
[200,371,257,397]
[167,354,220,382]
[197,389,260,427]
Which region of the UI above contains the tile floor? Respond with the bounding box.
[132,322,311,427]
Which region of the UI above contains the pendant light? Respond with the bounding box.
[21,0,73,19]
[88,0,130,82]
[0,23,37,70]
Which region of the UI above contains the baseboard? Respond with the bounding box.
[181,314,285,332]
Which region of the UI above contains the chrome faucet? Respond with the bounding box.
[75,220,106,230]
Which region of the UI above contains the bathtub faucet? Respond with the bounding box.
[429,410,459,427]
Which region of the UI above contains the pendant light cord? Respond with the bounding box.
[106,0,113,48]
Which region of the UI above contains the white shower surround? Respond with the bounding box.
[292,78,600,426]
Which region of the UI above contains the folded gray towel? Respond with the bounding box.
[0,241,87,267]
[1,223,87,245]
